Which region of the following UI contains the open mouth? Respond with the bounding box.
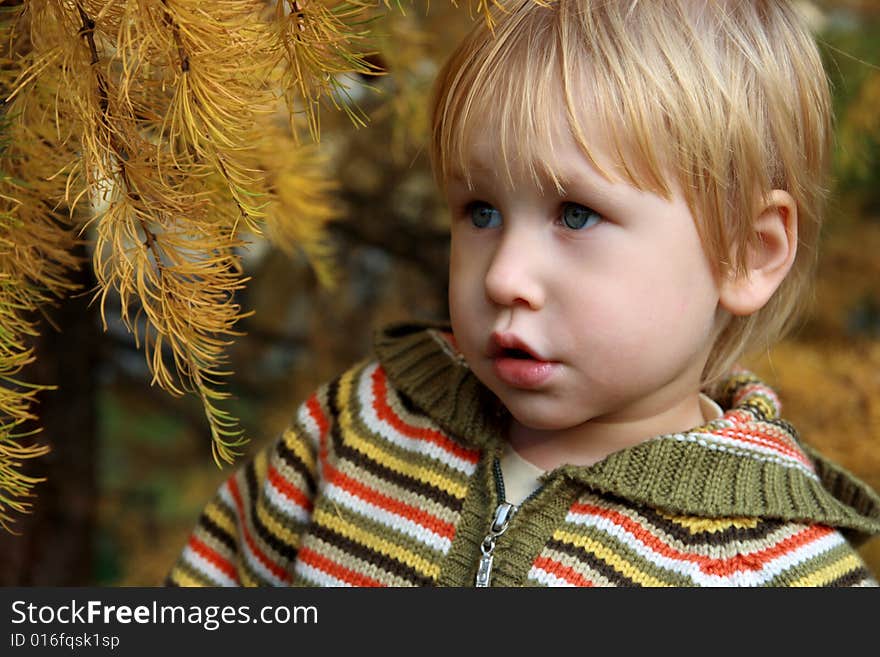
[502,347,535,360]
[489,331,547,362]
[490,337,557,388]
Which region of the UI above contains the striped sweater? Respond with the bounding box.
[167,323,880,587]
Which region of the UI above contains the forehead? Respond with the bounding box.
[452,132,585,191]
[433,2,679,198]
[447,92,645,198]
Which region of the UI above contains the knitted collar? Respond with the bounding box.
[374,321,880,543]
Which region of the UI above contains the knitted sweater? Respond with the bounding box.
[167,323,880,587]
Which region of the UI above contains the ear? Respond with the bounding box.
[719,190,798,317]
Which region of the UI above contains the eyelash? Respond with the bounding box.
[461,200,603,231]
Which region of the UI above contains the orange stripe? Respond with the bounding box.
[267,464,313,513]
[325,462,455,539]
[712,426,812,466]
[371,366,479,464]
[700,524,833,577]
[188,535,239,583]
[306,394,329,438]
[298,546,384,587]
[533,556,594,587]
[720,407,807,466]
[307,394,330,473]
[570,502,833,576]
[228,477,292,584]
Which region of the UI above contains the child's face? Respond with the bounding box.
[445,125,723,433]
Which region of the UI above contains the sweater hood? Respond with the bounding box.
[374,322,880,545]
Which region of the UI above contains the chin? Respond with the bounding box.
[502,399,584,432]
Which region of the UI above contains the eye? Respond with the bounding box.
[561,203,602,230]
[466,201,502,229]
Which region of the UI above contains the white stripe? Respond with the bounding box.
[527,565,577,587]
[664,432,818,478]
[706,417,810,459]
[712,420,803,454]
[324,482,452,553]
[296,399,324,454]
[296,396,325,483]
[356,363,477,475]
[218,482,236,511]
[677,423,808,464]
[565,509,844,586]
[263,477,311,524]
[294,560,350,587]
[181,546,238,587]
[219,482,289,587]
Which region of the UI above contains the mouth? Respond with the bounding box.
[488,331,546,362]
[488,332,558,389]
[501,347,535,360]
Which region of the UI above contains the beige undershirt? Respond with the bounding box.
[499,393,724,506]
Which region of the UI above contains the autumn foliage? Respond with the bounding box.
[0,1,877,586]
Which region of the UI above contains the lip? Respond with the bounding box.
[488,331,558,389]
[488,331,545,360]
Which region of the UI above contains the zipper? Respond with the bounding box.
[474,499,515,587]
[474,456,544,587]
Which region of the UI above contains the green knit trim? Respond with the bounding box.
[374,321,507,449]
[558,439,880,542]
[373,322,880,542]
[435,448,581,587]
[490,476,580,587]
[437,454,494,586]
[801,443,880,546]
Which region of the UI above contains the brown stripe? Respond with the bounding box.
[545,538,640,587]
[308,522,434,586]
[823,566,873,588]
[197,511,238,555]
[169,559,219,587]
[326,378,466,511]
[243,461,298,563]
[275,437,317,495]
[634,505,784,546]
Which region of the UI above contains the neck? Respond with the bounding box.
[508,392,707,470]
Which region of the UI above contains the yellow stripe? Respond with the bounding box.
[255,496,303,551]
[170,566,211,587]
[657,513,760,534]
[788,553,864,587]
[245,444,304,552]
[341,431,468,499]
[283,426,317,474]
[554,529,673,587]
[204,501,238,540]
[336,368,467,499]
[238,564,258,587]
[253,447,269,482]
[313,508,441,579]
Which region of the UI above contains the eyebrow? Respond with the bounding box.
[447,158,618,203]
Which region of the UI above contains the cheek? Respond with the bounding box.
[448,250,473,306]
[448,248,485,339]
[565,263,717,360]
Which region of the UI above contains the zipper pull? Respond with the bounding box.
[475,501,517,587]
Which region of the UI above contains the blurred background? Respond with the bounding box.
[1,0,879,585]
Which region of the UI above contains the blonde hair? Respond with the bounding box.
[429,0,833,388]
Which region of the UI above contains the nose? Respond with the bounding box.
[484,228,545,310]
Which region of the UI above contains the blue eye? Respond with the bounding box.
[561,203,602,230]
[468,201,502,229]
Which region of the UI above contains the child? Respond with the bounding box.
[167,0,880,587]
